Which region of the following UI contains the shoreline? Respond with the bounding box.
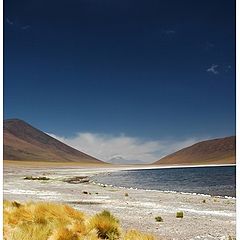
[4,159,236,169]
[89,164,236,199]
[4,162,236,198]
[91,179,236,200]
[3,164,236,240]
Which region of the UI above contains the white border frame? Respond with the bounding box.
[0,0,238,239]
[236,0,239,237]
[1,0,4,238]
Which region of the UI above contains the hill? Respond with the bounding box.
[154,136,236,165]
[3,119,102,163]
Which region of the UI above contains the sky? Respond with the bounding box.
[4,0,236,162]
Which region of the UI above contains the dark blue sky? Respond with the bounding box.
[4,0,235,140]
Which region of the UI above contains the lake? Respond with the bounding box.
[93,165,236,197]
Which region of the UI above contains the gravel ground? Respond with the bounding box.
[3,165,236,240]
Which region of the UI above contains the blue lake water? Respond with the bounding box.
[93,166,236,197]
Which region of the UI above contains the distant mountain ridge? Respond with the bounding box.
[107,156,146,165]
[154,136,236,165]
[4,119,102,163]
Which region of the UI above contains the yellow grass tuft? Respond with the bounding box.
[8,222,52,240]
[48,228,78,240]
[3,201,156,240]
[89,210,120,239]
[124,230,155,240]
[63,204,85,222]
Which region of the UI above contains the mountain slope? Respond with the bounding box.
[154,136,236,165]
[4,119,103,163]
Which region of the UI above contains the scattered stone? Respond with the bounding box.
[63,176,90,184]
[83,191,89,194]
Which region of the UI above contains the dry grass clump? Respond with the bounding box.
[8,223,52,240]
[48,228,78,240]
[3,200,156,240]
[89,210,120,239]
[124,230,155,240]
[176,211,184,218]
[155,216,163,222]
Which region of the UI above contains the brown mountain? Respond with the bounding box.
[154,136,236,165]
[4,119,103,163]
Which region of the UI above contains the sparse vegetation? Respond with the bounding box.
[124,193,129,197]
[176,211,184,218]
[3,200,156,240]
[63,176,90,184]
[24,176,50,181]
[89,210,120,239]
[155,216,163,222]
[202,199,206,203]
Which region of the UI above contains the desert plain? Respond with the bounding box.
[3,161,236,240]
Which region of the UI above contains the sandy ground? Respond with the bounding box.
[3,163,236,240]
